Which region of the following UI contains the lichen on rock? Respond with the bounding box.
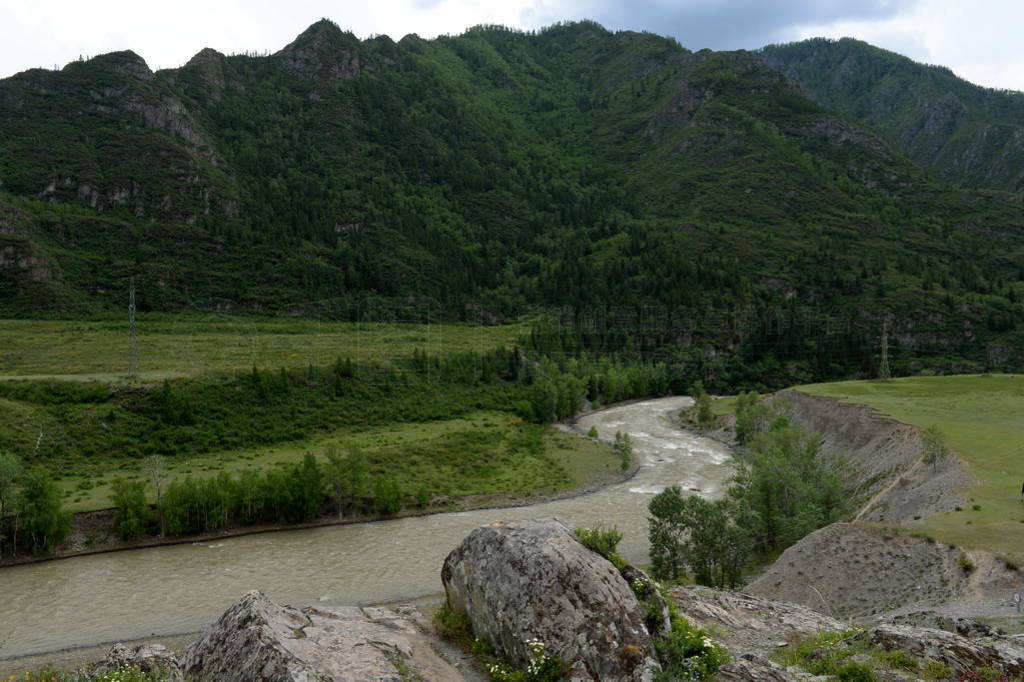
[441,518,662,681]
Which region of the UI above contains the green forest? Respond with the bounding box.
[0,20,1021,386]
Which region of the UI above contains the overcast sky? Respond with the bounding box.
[2,0,1022,91]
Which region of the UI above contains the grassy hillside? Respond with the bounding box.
[2,21,1023,386]
[760,37,1024,193]
[797,374,1024,560]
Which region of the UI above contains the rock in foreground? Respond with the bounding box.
[441,518,660,682]
[668,585,845,658]
[181,590,466,681]
[94,643,182,680]
[860,623,1024,677]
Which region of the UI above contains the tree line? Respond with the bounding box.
[648,394,849,588]
[110,450,406,541]
[0,452,70,556]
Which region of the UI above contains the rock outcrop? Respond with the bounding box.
[715,653,798,682]
[669,585,845,658]
[441,518,661,681]
[181,590,466,682]
[889,610,1004,638]
[94,643,182,680]
[276,19,363,86]
[860,623,1024,677]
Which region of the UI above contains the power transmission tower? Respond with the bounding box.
[128,277,138,380]
[878,315,891,380]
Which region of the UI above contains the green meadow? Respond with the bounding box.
[52,412,620,513]
[797,374,1024,560]
[0,317,523,382]
[0,317,625,520]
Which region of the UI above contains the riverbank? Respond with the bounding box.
[0,425,642,568]
[0,396,732,661]
[792,374,1023,558]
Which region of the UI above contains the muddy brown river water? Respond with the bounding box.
[0,396,734,659]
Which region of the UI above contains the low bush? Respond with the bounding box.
[574,525,624,569]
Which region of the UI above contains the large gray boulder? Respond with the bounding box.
[441,519,660,682]
[181,590,467,681]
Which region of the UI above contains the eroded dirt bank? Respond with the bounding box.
[748,390,1023,629]
[775,388,970,523]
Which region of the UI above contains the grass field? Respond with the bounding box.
[797,374,1024,559]
[54,412,619,513]
[0,317,623,519]
[0,317,524,382]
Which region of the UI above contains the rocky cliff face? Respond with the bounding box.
[441,518,662,681]
[0,49,236,225]
[275,19,365,88]
[760,38,1024,193]
[0,203,63,308]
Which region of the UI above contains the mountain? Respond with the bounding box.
[759,37,1024,193]
[1,20,1023,381]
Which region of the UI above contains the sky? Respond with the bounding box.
[1,0,1023,91]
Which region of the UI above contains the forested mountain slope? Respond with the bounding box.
[1,20,1023,380]
[759,37,1024,193]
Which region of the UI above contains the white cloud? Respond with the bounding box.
[792,0,1024,91]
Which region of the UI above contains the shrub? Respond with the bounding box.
[654,606,728,681]
[415,482,431,507]
[110,477,152,540]
[373,476,403,515]
[881,649,918,670]
[922,659,953,679]
[487,640,566,682]
[433,603,473,646]
[587,425,598,438]
[574,525,625,569]
[613,431,632,471]
[835,661,878,681]
[686,381,714,429]
[17,468,71,555]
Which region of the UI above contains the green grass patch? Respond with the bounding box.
[709,395,738,416]
[797,374,1024,561]
[0,317,523,383]
[50,412,618,513]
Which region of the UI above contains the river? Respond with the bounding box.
[0,396,734,659]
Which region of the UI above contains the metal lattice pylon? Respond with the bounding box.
[128,277,138,380]
[879,315,891,380]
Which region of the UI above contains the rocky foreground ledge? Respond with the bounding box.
[93,593,467,681]
[82,518,1024,681]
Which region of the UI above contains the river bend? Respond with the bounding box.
[0,396,733,658]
